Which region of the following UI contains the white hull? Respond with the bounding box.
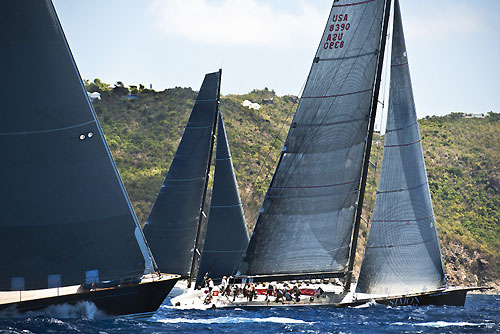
[171,283,361,309]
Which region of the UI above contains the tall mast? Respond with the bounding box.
[188,69,222,287]
[344,0,392,291]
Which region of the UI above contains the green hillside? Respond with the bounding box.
[87,80,499,289]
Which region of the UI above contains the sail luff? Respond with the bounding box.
[0,0,150,290]
[188,69,222,286]
[194,111,250,288]
[356,0,446,295]
[48,1,157,275]
[241,0,390,278]
[344,0,392,290]
[143,71,221,278]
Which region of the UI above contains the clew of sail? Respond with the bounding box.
[356,0,447,296]
[143,71,221,278]
[240,0,388,277]
[194,111,250,288]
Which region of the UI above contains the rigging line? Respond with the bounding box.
[0,120,96,136]
[239,82,304,217]
[366,24,391,224]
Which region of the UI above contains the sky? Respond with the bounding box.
[52,0,500,117]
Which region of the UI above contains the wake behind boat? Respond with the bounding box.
[0,0,179,317]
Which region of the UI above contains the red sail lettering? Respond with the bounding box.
[339,14,344,21]
[332,14,338,22]
[344,14,348,21]
[326,34,332,42]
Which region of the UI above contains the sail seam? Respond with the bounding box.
[185,125,213,129]
[366,237,437,249]
[210,204,243,208]
[292,117,366,128]
[272,180,358,189]
[372,215,434,223]
[376,181,428,194]
[0,120,96,136]
[384,139,421,148]
[333,0,376,8]
[391,61,408,68]
[302,88,372,100]
[195,99,217,102]
[317,51,378,62]
[266,189,358,199]
[163,177,205,183]
[203,250,247,253]
[385,121,418,133]
[145,226,198,231]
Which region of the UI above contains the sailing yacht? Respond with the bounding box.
[144,70,249,291]
[0,0,179,317]
[171,0,487,309]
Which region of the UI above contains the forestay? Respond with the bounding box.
[144,72,220,277]
[195,112,250,288]
[356,0,446,295]
[0,0,153,291]
[241,0,387,277]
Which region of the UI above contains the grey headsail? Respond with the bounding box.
[241,0,389,278]
[0,0,154,291]
[143,71,221,278]
[356,0,447,295]
[195,112,250,288]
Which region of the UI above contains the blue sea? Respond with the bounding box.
[1,292,498,333]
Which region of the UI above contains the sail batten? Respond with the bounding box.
[143,72,221,278]
[356,0,446,296]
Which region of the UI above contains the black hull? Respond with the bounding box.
[372,290,465,307]
[369,287,488,307]
[0,275,179,317]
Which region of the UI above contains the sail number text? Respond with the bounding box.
[323,14,350,50]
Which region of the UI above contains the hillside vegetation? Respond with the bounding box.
[87,80,499,289]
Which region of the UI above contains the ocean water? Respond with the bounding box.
[0,293,498,333]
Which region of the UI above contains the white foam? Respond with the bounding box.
[0,301,106,319]
[353,300,377,309]
[392,321,490,328]
[157,316,311,325]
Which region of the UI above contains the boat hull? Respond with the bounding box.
[172,286,485,310]
[0,274,179,317]
[372,287,480,307]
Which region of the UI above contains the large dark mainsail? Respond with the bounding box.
[356,0,447,295]
[0,0,154,291]
[144,71,221,278]
[240,0,390,279]
[195,112,250,288]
